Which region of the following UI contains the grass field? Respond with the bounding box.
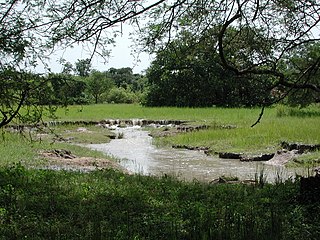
[2,104,320,166]
[0,104,320,239]
[51,104,320,160]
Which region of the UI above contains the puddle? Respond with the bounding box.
[87,126,307,182]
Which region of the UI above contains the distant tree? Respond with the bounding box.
[61,61,74,75]
[107,67,134,88]
[75,59,92,77]
[106,87,138,104]
[48,74,87,105]
[131,74,148,93]
[86,70,114,104]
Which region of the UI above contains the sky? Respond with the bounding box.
[37,26,153,74]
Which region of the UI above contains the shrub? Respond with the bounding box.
[106,87,138,104]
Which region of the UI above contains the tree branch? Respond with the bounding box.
[0,89,28,128]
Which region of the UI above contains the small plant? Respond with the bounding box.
[117,132,124,139]
[255,167,267,187]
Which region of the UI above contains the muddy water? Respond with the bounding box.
[87,126,306,182]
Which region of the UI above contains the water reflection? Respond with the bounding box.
[87,126,306,182]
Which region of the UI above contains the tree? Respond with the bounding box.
[86,70,114,104]
[75,59,92,77]
[107,67,134,88]
[106,87,138,104]
[145,30,274,107]
[48,74,87,105]
[1,0,319,127]
[0,0,165,127]
[0,68,49,127]
[284,42,320,106]
[138,1,320,105]
[61,61,74,75]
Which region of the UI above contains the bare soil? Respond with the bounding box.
[39,149,128,173]
[265,150,299,166]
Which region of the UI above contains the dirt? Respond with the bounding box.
[39,149,129,173]
[264,149,299,166]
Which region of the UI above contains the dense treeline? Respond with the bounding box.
[33,61,148,106]
[32,41,319,108]
[1,39,319,111]
[34,32,320,108]
[145,30,274,107]
[144,30,320,108]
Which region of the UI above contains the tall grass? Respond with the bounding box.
[0,165,317,240]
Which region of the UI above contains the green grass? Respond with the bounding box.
[0,164,318,240]
[38,124,114,144]
[41,103,320,163]
[0,129,111,168]
[1,104,320,239]
[51,103,262,123]
[3,104,320,165]
[163,116,320,154]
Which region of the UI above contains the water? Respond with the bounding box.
[87,126,307,182]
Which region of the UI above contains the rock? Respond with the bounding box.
[45,149,76,159]
[177,125,210,132]
[106,133,117,139]
[172,145,210,152]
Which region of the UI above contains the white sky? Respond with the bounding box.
[36,26,153,74]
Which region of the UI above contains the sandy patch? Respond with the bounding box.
[265,150,299,166]
[39,149,128,173]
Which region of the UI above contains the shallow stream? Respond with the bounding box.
[87,126,306,182]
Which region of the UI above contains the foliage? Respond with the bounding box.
[106,87,139,104]
[48,74,88,105]
[139,0,320,100]
[144,30,274,107]
[0,68,55,126]
[74,59,92,77]
[85,70,114,104]
[0,165,318,239]
[284,43,320,107]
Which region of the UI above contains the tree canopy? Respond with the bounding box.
[139,0,320,97]
[1,0,319,127]
[144,29,275,107]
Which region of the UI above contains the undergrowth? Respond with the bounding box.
[0,164,319,240]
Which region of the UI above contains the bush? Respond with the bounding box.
[106,87,138,104]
